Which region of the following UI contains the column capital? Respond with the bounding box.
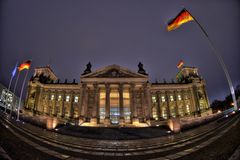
[118,83,123,91]
[105,83,110,90]
[93,83,99,91]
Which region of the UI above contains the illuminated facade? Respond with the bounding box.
[0,83,21,111]
[25,64,210,127]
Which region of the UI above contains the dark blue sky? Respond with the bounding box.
[0,0,239,102]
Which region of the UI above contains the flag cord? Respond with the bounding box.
[187,9,238,110]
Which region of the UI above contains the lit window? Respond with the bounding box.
[178,95,182,101]
[162,108,167,119]
[152,96,157,103]
[170,106,176,117]
[161,96,165,102]
[66,95,70,102]
[74,96,78,103]
[170,95,174,102]
[178,106,184,116]
[58,95,62,101]
[51,95,55,100]
[186,105,190,113]
[152,107,158,120]
[124,108,131,120]
[123,90,131,120]
[185,95,188,100]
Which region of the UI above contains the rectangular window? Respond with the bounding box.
[66,95,70,102]
[170,106,176,117]
[58,95,62,101]
[161,96,166,102]
[170,95,174,102]
[178,106,184,116]
[186,104,190,113]
[178,95,182,101]
[124,108,131,120]
[74,96,78,103]
[51,95,55,100]
[162,108,167,119]
[99,108,105,120]
[152,96,157,103]
[123,90,131,120]
[152,107,158,120]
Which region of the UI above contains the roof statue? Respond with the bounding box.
[137,62,148,75]
[82,62,92,75]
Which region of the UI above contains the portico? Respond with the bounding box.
[79,64,150,126]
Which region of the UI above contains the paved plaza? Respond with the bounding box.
[1,109,240,160]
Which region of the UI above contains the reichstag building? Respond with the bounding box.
[25,62,210,127]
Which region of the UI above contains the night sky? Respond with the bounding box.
[0,0,239,102]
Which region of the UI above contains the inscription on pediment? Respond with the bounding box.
[96,69,136,78]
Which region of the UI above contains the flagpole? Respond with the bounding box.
[10,71,20,115]
[186,8,238,111]
[4,75,13,113]
[11,71,20,115]
[16,69,29,121]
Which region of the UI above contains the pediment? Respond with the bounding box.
[81,64,148,79]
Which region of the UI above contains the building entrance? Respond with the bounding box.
[110,107,120,124]
[110,89,120,125]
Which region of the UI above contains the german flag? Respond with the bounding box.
[18,60,31,71]
[167,9,194,31]
[177,60,184,69]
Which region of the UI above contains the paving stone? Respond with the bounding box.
[124,152,132,156]
[165,154,182,159]
[115,152,124,156]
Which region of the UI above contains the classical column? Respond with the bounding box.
[47,90,51,115]
[130,83,138,123]
[70,92,74,118]
[104,84,110,125]
[119,83,124,125]
[25,84,32,109]
[141,89,145,119]
[95,87,100,122]
[165,91,171,119]
[61,91,66,118]
[78,87,83,118]
[78,85,85,124]
[144,84,152,120]
[91,84,99,125]
[174,91,179,117]
[80,84,86,117]
[35,86,43,113]
[181,90,187,116]
[156,92,161,120]
[202,85,210,109]
[191,86,200,115]
[53,91,57,116]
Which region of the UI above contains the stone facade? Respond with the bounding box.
[25,64,210,127]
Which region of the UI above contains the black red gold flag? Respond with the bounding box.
[167,9,194,31]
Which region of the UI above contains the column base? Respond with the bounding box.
[119,118,125,126]
[90,117,98,125]
[104,118,111,126]
[79,118,85,125]
[132,118,139,126]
